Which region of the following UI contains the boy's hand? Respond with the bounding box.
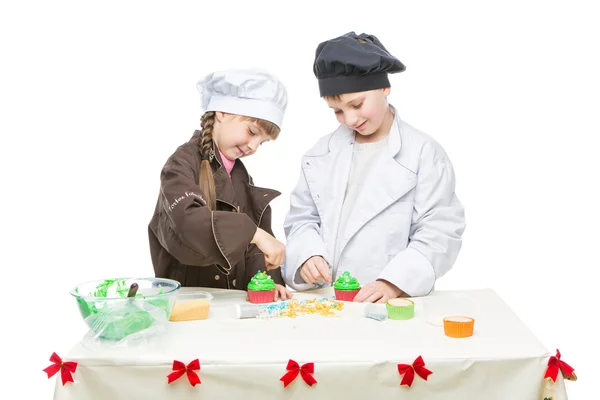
[299,256,332,284]
[274,284,293,301]
[354,279,406,303]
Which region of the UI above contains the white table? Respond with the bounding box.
[54,288,568,399]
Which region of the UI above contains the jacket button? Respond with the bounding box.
[232,279,236,287]
[214,275,220,281]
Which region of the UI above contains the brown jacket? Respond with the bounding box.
[148,131,283,289]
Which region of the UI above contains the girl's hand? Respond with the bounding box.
[245,284,293,301]
[274,284,293,301]
[251,228,285,270]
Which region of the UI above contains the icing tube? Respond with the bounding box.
[364,303,388,321]
[234,304,262,319]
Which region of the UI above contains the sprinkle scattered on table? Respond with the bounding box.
[257,297,344,318]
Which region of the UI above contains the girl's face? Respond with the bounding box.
[212,112,271,161]
[326,88,391,140]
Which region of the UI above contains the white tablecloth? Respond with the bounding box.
[54,288,568,399]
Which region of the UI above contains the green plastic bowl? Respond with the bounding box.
[70,277,181,340]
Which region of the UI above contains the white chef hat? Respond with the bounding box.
[197,69,288,129]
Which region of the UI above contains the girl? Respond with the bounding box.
[149,69,292,300]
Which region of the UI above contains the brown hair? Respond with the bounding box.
[198,112,281,210]
[324,88,390,103]
[324,94,343,102]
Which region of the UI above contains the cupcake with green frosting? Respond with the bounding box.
[247,271,276,304]
[333,271,361,301]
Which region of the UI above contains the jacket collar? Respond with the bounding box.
[191,130,281,212]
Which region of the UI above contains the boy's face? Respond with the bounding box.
[213,112,270,161]
[325,88,391,137]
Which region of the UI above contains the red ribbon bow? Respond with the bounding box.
[544,350,575,382]
[167,359,201,386]
[397,356,433,387]
[280,359,317,388]
[43,352,78,386]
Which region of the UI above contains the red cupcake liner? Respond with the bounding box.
[334,289,360,302]
[247,289,276,304]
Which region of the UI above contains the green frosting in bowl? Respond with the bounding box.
[333,271,360,290]
[72,278,176,341]
[247,271,276,291]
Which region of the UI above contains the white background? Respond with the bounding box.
[1,1,598,398]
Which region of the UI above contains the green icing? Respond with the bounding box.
[75,279,172,339]
[84,279,147,299]
[247,271,276,291]
[333,271,360,290]
[86,310,156,341]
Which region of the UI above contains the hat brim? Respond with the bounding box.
[204,95,284,129]
[318,72,392,97]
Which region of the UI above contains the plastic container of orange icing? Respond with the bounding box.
[169,291,213,321]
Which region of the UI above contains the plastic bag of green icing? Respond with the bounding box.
[81,297,168,348]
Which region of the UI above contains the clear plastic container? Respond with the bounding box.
[169,291,214,321]
[70,277,181,340]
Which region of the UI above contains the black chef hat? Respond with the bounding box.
[313,31,406,97]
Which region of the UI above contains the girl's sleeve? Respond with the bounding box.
[244,205,284,285]
[153,147,257,272]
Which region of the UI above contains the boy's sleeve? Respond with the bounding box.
[378,142,466,297]
[282,163,329,291]
[153,147,257,272]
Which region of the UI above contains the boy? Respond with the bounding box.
[283,32,466,302]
